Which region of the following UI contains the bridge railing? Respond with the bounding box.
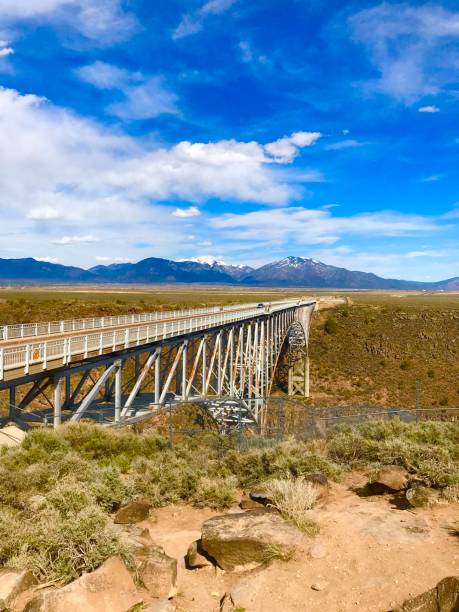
[0,302,275,341]
[0,300,307,379]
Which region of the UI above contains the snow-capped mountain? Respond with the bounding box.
[0,255,457,290]
[241,256,453,289]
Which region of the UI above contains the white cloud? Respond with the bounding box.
[172,206,201,218]
[349,4,459,103]
[52,235,99,245]
[0,0,136,44]
[76,61,126,89]
[108,77,177,120]
[421,174,442,183]
[211,207,442,246]
[0,86,323,266]
[0,45,12,57]
[325,139,369,151]
[406,249,448,258]
[264,132,321,163]
[77,61,178,120]
[418,105,440,113]
[95,256,130,263]
[173,0,237,39]
[27,206,62,220]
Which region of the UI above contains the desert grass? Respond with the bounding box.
[0,419,456,583]
[264,477,320,535]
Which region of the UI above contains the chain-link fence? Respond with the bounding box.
[3,397,458,450]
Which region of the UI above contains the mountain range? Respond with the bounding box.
[0,256,457,291]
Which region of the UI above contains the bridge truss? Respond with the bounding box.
[0,300,316,429]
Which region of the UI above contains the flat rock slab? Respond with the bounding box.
[24,557,142,612]
[201,509,301,572]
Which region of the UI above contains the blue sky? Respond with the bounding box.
[0,0,458,280]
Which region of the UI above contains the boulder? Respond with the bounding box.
[200,508,300,572]
[24,557,142,612]
[406,486,433,508]
[370,466,409,493]
[0,570,36,610]
[185,540,212,569]
[393,575,459,611]
[135,544,177,599]
[114,499,151,524]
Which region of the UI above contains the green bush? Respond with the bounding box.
[192,475,238,509]
[324,317,338,334]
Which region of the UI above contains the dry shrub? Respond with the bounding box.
[264,477,320,535]
[0,503,130,584]
[441,484,459,503]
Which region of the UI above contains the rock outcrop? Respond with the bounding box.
[135,545,177,599]
[24,557,142,612]
[201,508,301,572]
[392,575,459,611]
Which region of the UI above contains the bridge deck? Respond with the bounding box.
[0,300,307,383]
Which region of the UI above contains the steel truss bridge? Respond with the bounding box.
[0,299,316,429]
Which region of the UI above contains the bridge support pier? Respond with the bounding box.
[53,376,63,428]
[288,355,310,398]
[9,386,15,421]
[114,360,122,423]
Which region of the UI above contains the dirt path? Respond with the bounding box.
[145,473,459,612]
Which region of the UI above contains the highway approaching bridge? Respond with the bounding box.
[0,299,316,429]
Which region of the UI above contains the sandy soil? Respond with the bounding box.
[144,473,459,612]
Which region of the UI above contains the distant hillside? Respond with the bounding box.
[0,255,457,290]
[0,258,92,282]
[89,258,235,284]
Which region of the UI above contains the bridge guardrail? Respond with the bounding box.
[0,302,274,341]
[0,300,311,380]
